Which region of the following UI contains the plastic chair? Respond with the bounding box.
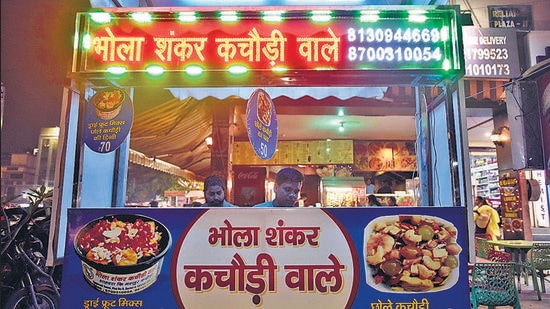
[488,250,512,262]
[527,242,550,300]
[475,233,491,239]
[468,251,512,290]
[470,262,521,309]
[475,237,493,259]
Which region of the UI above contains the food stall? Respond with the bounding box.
[51,4,474,308]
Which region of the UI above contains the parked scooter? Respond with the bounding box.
[1,186,60,309]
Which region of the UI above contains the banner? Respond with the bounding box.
[61,207,470,308]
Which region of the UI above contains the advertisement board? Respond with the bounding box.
[462,27,520,79]
[499,173,525,240]
[84,87,134,153]
[74,8,463,79]
[232,166,267,206]
[61,207,469,308]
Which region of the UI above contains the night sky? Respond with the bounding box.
[1,0,91,153]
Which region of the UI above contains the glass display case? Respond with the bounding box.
[320,177,366,206]
[320,177,418,206]
[376,193,416,206]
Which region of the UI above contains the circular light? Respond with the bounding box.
[131,12,152,23]
[228,65,248,75]
[359,10,380,23]
[184,65,204,76]
[146,65,164,76]
[272,66,288,73]
[220,11,238,22]
[262,11,284,22]
[106,66,127,75]
[178,12,197,23]
[311,10,332,22]
[89,12,112,24]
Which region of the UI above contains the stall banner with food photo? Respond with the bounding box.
[60,207,470,308]
[84,87,134,154]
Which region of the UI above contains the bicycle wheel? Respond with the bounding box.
[2,287,58,309]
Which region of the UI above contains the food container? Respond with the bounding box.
[93,88,125,120]
[74,214,171,295]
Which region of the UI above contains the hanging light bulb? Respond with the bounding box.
[205,136,213,148]
[339,122,345,132]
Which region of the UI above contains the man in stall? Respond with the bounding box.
[253,168,304,207]
[201,175,236,207]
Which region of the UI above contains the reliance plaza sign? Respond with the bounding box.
[73,7,464,85]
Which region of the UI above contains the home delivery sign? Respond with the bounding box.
[74,7,463,77]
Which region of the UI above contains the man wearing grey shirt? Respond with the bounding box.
[201,175,236,207]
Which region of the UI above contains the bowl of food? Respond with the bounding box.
[74,214,171,295]
[93,88,125,120]
[364,215,461,293]
[256,90,272,126]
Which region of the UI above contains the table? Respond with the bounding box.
[486,239,533,292]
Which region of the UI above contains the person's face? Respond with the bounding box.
[204,185,225,207]
[273,181,302,207]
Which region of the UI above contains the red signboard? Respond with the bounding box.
[74,8,463,81]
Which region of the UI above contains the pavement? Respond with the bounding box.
[475,277,550,308]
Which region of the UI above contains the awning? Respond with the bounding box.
[464,79,508,105]
[168,87,388,101]
[129,86,407,180]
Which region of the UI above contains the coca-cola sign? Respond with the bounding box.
[233,167,266,206]
[238,171,259,180]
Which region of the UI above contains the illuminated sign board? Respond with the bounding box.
[74,7,463,84]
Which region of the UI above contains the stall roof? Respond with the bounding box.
[129,86,417,179]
